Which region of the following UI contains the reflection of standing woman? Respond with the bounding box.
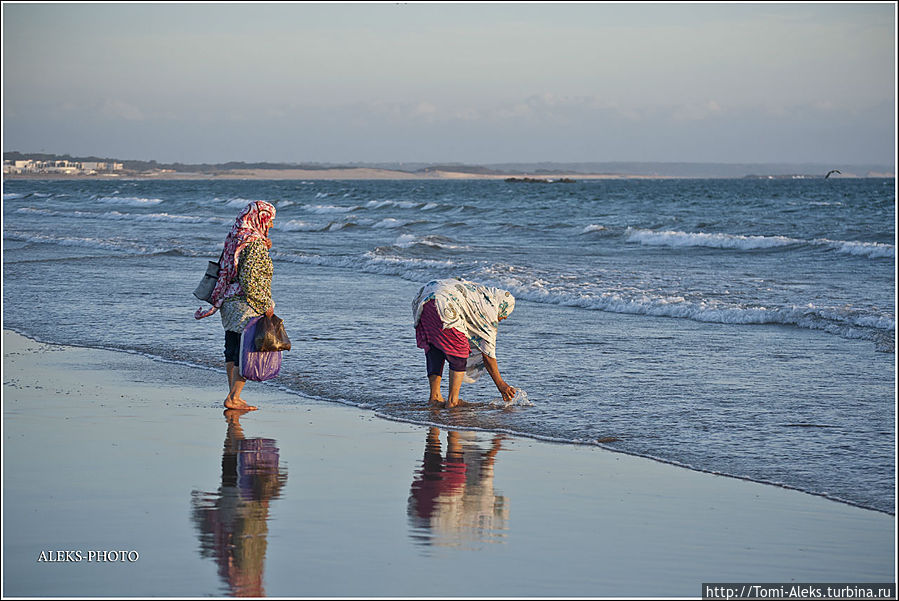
[195,201,276,411]
[191,411,287,597]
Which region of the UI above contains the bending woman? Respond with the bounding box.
[195,201,277,411]
[413,278,516,408]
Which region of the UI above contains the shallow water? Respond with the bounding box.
[2,177,895,512]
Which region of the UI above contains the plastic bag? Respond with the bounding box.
[240,317,282,381]
[254,314,291,352]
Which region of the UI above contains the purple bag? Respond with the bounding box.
[239,317,282,382]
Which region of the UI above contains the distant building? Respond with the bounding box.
[3,158,126,175]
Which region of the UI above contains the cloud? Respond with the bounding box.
[100,99,145,121]
[672,100,724,122]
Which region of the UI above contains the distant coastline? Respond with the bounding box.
[3,168,683,181]
[3,152,894,180]
[5,168,894,181]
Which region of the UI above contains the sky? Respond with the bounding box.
[2,2,896,166]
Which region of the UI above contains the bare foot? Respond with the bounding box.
[223,408,246,421]
[224,398,258,411]
[445,398,469,409]
[428,395,445,407]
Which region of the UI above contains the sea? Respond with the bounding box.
[2,176,895,514]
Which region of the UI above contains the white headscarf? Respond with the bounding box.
[413,278,515,359]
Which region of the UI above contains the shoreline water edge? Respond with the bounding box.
[3,177,895,518]
[2,329,895,597]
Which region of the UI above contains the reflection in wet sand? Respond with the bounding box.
[191,411,288,597]
[408,427,509,549]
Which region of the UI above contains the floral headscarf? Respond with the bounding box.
[413,278,515,358]
[195,201,276,319]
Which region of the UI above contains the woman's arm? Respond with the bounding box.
[482,353,516,402]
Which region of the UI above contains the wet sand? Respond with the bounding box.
[2,330,894,597]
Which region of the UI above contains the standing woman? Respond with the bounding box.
[196,201,277,411]
[413,278,516,408]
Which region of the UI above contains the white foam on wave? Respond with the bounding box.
[3,230,174,255]
[582,224,608,234]
[626,228,894,260]
[4,192,26,200]
[269,250,461,281]
[271,248,893,345]
[279,219,325,232]
[95,196,164,206]
[626,228,800,250]
[372,217,407,229]
[818,239,894,259]
[15,207,226,224]
[471,266,894,345]
[365,199,420,210]
[277,218,360,232]
[302,203,359,214]
[220,197,269,208]
[392,233,468,250]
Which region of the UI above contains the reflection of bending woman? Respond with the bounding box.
[413,279,516,408]
[191,411,287,597]
[407,427,508,548]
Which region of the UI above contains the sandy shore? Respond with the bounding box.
[2,330,894,597]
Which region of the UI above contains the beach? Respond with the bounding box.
[3,168,667,181]
[2,329,894,597]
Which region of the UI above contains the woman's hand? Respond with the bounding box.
[482,353,516,402]
[499,382,516,403]
[264,238,273,250]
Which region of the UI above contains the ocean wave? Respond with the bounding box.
[469,266,894,347]
[268,247,896,346]
[3,230,180,255]
[582,224,608,234]
[278,219,359,232]
[626,228,800,250]
[94,196,165,206]
[270,249,464,281]
[279,219,326,232]
[391,233,469,250]
[627,228,894,259]
[365,199,421,210]
[210,197,266,208]
[372,217,411,229]
[301,203,360,214]
[15,207,227,224]
[817,239,894,259]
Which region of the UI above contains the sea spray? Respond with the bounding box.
[489,388,534,408]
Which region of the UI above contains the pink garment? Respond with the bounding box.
[195,201,276,320]
[415,300,470,358]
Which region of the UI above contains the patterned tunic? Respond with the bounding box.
[220,240,274,332]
